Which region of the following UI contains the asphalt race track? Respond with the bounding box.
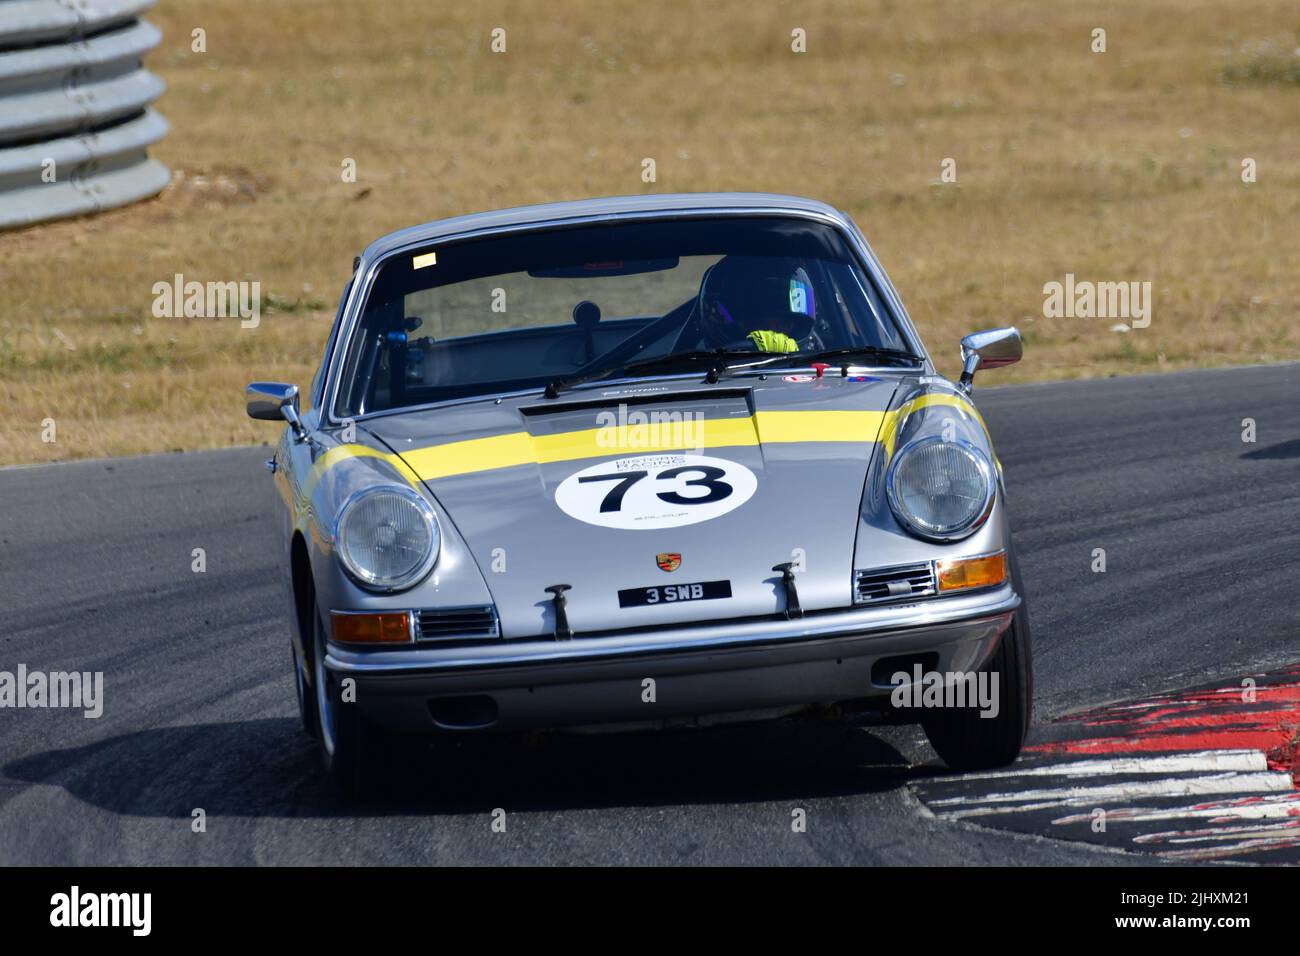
[1,362,1297,865]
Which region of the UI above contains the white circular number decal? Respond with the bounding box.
[555,454,758,529]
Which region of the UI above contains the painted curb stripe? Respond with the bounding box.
[929,771,1294,819]
[948,750,1268,781]
[1050,791,1300,826]
[915,669,1300,861]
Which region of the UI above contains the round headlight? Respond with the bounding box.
[886,437,995,542]
[335,486,439,591]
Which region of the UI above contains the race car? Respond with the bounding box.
[247,193,1032,796]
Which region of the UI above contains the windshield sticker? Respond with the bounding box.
[554,454,758,529]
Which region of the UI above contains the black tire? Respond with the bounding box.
[922,552,1034,771]
[292,643,318,739]
[310,606,387,800]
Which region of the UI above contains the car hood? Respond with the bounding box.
[364,374,909,637]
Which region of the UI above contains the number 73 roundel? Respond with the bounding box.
[554,454,758,529]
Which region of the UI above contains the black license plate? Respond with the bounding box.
[618,579,732,608]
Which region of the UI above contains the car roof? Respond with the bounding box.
[360,192,851,263]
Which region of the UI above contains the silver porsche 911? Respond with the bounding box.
[247,193,1032,796]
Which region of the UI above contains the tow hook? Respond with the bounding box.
[545,584,574,640]
[772,562,803,619]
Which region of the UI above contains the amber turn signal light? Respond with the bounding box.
[330,611,411,645]
[936,551,1008,593]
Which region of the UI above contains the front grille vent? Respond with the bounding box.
[416,605,500,642]
[854,563,936,604]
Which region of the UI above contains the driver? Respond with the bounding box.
[698,256,815,353]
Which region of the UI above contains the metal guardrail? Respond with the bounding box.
[0,0,168,229]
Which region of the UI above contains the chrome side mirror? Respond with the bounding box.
[957,327,1022,393]
[247,382,307,441]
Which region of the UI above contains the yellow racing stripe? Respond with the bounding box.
[297,400,987,497]
[400,410,890,481]
[880,392,988,459]
[754,410,887,444]
[296,442,420,509]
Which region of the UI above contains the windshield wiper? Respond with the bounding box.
[544,345,921,398]
[545,349,755,398]
[738,345,922,373]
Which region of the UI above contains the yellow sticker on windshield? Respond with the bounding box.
[412,251,438,269]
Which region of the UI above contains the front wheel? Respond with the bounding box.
[292,643,318,739]
[921,606,1032,771]
[311,607,387,799]
[922,545,1034,771]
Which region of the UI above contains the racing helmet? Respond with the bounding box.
[697,256,816,350]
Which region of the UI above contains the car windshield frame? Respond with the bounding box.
[323,208,925,425]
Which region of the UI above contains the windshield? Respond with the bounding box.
[333,216,911,417]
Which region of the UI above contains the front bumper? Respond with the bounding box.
[325,584,1020,734]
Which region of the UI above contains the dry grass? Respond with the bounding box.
[1,0,1298,464]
